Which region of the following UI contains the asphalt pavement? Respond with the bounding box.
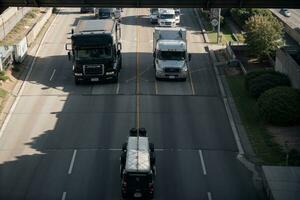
[0,8,261,200]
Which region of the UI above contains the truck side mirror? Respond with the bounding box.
[117,42,122,51]
[122,142,127,152]
[71,29,74,34]
[188,54,191,61]
[153,52,155,57]
[68,52,71,60]
[65,43,72,51]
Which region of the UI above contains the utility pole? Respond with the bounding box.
[217,8,221,44]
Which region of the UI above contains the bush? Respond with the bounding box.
[0,71,9,82]
[248,73,290,98]
[257,87,300,126]
[245,70,288,91]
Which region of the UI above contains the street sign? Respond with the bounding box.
[210,8,219,19]
[211,18,218,27]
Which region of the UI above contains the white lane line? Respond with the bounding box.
[68,149,77,174]
[188,69,195,95]
[49,69,56,81]
[0,10,60,139]
[198,150,207,175]
[207,192,212,200]
[155,79,158,95]
[116,82,120,94]
[61,192,67,200]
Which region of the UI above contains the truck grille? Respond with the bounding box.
[165,22,171,26]
[164,68,180,73]
[84,65,103,75]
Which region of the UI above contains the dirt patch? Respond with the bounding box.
[0,8,45,45]
[214,49,229,62]
[267,125,300,152]
[233,48,273,72]
[224,66,242,76]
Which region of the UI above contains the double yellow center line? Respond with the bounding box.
[136,8,140,129]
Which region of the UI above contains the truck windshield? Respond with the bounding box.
[158,51,185,60]
[159,14,174,19]
[76,47,112,60]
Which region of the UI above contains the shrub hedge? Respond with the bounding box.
[248,73,290,98]
[257,87,300,126]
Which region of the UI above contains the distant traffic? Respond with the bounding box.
[66,7,189,85]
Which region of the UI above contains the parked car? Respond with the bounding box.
[150,8,158,24]
[281,9,291,17]
[80,7,94,13]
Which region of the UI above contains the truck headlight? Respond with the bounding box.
[156,64,164,72]
[106,71,115,75]
[181,66,188,72]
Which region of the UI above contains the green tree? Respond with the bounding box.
[230,8,273,28]
[245,15,283,59]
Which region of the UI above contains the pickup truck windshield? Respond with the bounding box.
[76,47,112,60]
[159,14,175,19]
[158,51,185,60]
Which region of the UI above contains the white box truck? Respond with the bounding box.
[153,27,191,81]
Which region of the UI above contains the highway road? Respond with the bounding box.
[0,8,261,200]
[271,9,300,29]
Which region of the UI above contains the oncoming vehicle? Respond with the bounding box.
[158,8,176,27]
[120,128,156,199]
[95,8,121,20]
[281,8,291,17]
[65,19,122,84]
[174,8,181,24]
[80,7,94,13]
[153,27,191,81]
[96,8,113,19]
[150,8,158,24]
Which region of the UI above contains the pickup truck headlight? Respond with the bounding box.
[106,71,115,75]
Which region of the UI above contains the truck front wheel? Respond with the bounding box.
[112,72,119,83]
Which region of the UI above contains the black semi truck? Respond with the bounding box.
[66,19,122,84]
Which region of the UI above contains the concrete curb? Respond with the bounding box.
[192,7,251,158]
[193,8,209,43]
[208,48,245,155]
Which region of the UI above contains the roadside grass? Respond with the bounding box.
[226,75,287,165]
[0,8,40,45]
[198,11,236,44]
[0,88,7,98]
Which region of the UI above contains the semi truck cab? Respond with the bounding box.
[66,19,122,84]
